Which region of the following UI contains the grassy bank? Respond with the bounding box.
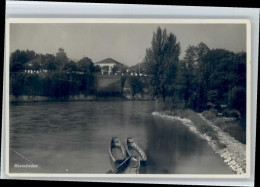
[201,109,246,144]
[159,109,226,149]
[152,109,246,174]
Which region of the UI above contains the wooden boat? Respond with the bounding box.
[126,137,147,165]
[108,137,140,174]
[107,155,140,174]
[121,156,140,174]
[109,137,128,169]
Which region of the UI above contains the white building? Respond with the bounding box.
[95,58,126,75]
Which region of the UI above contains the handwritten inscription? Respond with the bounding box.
[14,164,39,168]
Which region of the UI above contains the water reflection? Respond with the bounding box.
[9,101,233,174]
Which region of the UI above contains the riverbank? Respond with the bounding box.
[202,110,246,144]
[152,110,246,175]
[9,95,154,103]
[9,95,96,102]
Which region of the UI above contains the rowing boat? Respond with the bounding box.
[108,137,140,174]
[126,137,147,165]
[108,137,128,169]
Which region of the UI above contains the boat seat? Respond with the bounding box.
[111,147,126,161]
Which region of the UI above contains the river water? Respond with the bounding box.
[9,101,233,174]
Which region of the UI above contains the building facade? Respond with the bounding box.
[95,58,126,75]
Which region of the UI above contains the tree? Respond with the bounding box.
[43,54,58,71]
[181,45,246,112]
[144,27,180,102]
[76,57,96,96]
[94,65,101,73]
[129,77,144,96]
[204,49,236,105]
[195,43,210,110]
[112,65,119,74]
[174,60,190,106]
[204,49,246,112]
[121,67,127,74]
[31,62,41,71]
[230,86,246,116]
[11,73,25,97]
[63,60,77,73]
[56,48,68,71]
[10,49,38,72]
[102,66,110,73]
[181,43,210,111]
[77,57,94,74]
[10,61,24,72]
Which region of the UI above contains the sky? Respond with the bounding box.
[10,23,246,66]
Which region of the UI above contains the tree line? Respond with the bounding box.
[144,27,246,116]
[10,48,100,99]
[10,48,101,73]
[10,27,247,117]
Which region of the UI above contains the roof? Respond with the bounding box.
[95,58,127,67]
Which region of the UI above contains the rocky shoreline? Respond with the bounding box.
[152,111,246,175]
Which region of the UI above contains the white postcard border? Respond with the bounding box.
[4,18,252,180]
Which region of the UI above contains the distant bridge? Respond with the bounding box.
[95,74,149,97]
[95,74,149,78]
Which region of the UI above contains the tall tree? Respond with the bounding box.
[181,43,209,110]
[196,43,210,110]
[144,27,180,102]
[56,48,68,71]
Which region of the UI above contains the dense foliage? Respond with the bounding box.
[10,28,247,117]
[10,49,97,99]
[144,27,181,102]
[145,27,246,116]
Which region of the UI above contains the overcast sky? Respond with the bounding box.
[10,23,246,66]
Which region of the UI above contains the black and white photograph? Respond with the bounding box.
[4,18,251,177]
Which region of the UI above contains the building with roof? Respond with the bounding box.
[95,58,127,75]
[24,56,48,74]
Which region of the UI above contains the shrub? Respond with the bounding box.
[202,110,217,120]
[180,109,219,141]
[163,110,175,116]
[213,118,230,132]
[209,108,218,116]
[230,86,246,116]
[213,118,223,127]
[222,109,241,118]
